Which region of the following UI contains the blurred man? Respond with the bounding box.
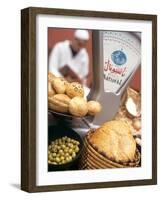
[49,29,89,84]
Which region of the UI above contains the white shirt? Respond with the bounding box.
[49,40,89,79]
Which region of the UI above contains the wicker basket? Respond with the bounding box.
[79,130,141,170]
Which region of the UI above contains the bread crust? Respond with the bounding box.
[48,72,56,82]
[66,82,84,98]
[89,121,136,163]
[48,81,56,97]
[48,94,71,113]
[87,101,102,115]
[52,77,66,94]
[69,97,88,117]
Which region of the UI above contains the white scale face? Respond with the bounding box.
[103,31,141,94]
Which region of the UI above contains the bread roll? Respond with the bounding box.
[87,101,102,115]
[48,94,71,113]
[59,77,69,88]
[48,81,55,97]
[66,82,84,98]
[89,120,136,163]
[69,97,88,117]
[48,72,56,82]
[52,77,66,94]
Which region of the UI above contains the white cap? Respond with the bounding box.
[74,29,89,41]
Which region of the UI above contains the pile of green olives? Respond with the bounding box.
[48,136,80,165]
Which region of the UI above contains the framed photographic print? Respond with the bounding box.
[21,7,157,192]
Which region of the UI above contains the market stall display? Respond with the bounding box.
[47,31,142,171]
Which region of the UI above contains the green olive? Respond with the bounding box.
[52,148,57,153]
[69,143,74,148]
[57,153,61,157]
[66,146,69,151]
[67,143,71,147]
[60,156,65,161]
[53,145,57,149]
[64,148,68,153]
[68,148,73,154]
[61,144,66,149]
[65,152,69,157]
[59,149,63,153]
[75,146,79,153]
[72,152,76,158]
[49,155,54,161]
[67,138,71,143]
[52,153,57,157]
[57,146,61,150]
[68,156,72,162]
[55,157,60,163]
[70,139,74,143]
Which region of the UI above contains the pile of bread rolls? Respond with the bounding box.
[48,72,102,117]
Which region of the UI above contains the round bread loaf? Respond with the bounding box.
[87,101,102,115]
[89,120,136,163]
[66,82,84,98]
[48,81,56,97]
[69,97,88,117]
[52,77,66,94]
[48,94,71,113]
